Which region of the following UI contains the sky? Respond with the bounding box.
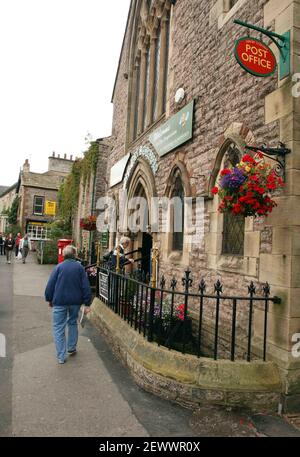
[0,0,131,185]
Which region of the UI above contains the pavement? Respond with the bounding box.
[0,252,299,437]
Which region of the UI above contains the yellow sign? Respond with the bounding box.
[45,201,56,216]
[28,221,47,226]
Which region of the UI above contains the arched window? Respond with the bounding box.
[129,0,171,143]
[172,175,184,252]
[220,142,245,256]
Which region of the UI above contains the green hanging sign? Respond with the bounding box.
[149,101,194,157]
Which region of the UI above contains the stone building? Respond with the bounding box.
[97,0,300,410]
[0,183,17,233]
[17,154,74,240]
[73,138,112,258]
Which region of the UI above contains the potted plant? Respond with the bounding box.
[212,153,284,217]
[80,215,97,231]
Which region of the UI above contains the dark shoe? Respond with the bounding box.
[68,349,77,356]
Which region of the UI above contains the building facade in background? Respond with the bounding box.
[0,183,17,233]
[99,0,300,410]
[73,138,112,259]
[17,154,74,240]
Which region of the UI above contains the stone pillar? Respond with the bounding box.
[128,61,140,143]
[157,15,169,117]
[146,36,157,127]
[256,0,300,412]
[137,48,147,136]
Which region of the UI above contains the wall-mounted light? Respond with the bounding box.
[175,88,185,104]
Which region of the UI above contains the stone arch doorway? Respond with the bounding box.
[125,157,157,277]
[133,181,153,277]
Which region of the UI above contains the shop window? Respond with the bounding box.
[172,176,184,252]
[33,196,44,215]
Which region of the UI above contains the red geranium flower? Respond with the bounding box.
[220,169,231,176]
[242,154,256,164]
[212,186,219,195]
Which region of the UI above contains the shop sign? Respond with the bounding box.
[99,271,109,301]
[234,37,277,77]
[45,201,57,216]
[101,230,109,248]
[149,101,194,157]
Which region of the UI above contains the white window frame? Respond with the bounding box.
[33,196,44,216]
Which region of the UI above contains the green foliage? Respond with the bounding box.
[6,223,22,237]
[57,140,99,225]
[46,219,72,240]
[37,240,58,264]
[7,197,19,225]
[81,141,99,185]
[57,159,81,229]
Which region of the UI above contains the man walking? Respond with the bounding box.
[45,245,92,364]
[19,234,31,263]
[5,234,15,264]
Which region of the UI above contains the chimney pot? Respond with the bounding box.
[64,153,67,159]
[58,154,60,158]
[70,155,73,160]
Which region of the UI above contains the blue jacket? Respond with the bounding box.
[45,259,92,307]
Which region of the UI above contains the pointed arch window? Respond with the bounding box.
[220,142,245,256]
[129,2,171,143]
[172,175,185,252]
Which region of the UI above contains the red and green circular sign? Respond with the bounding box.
[234,37,277,77]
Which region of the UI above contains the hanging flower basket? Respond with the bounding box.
[212,153,285,218]
[80,215,97,231]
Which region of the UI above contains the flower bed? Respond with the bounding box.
[212,153,284,217]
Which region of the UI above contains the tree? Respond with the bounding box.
[7,196,19,225]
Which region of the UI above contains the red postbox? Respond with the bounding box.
[57,239,73,264]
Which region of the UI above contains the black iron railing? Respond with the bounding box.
[96,267,281,362]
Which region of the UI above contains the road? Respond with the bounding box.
[0,253,299,438]
[0,253,197,437]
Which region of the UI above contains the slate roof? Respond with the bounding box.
[21,171,67,190]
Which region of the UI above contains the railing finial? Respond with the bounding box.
[248,281,256,295]
[214,279,223,294]
[199,278,206,293]
[263,282,271,297]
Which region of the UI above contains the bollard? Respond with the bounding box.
[116,245,121,274]
[151,247,159,288]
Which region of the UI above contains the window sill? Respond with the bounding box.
[218,0,247,30]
